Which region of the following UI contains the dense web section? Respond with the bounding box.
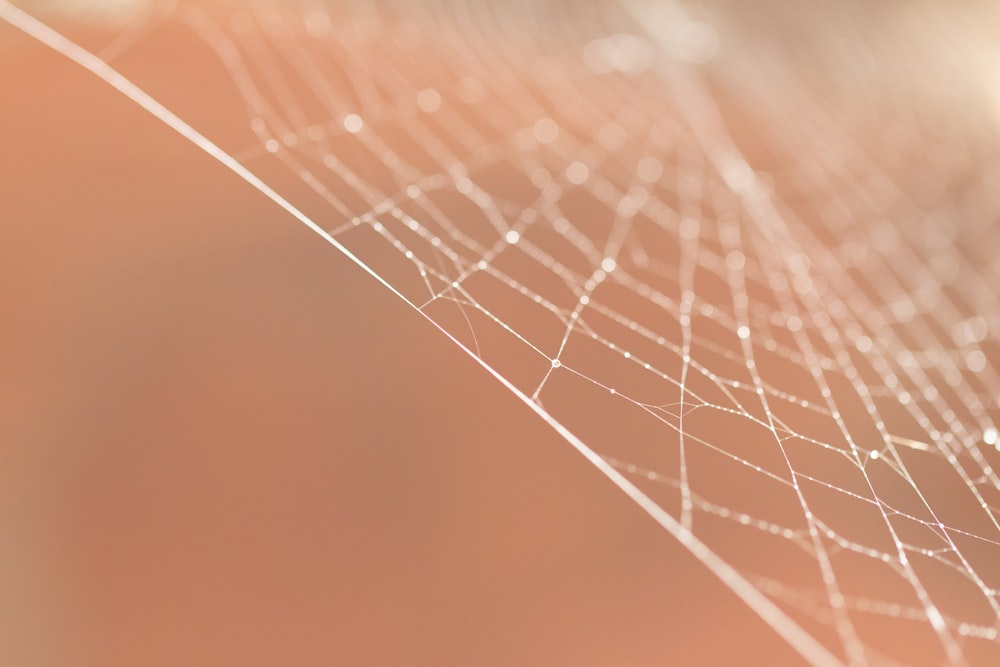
[7,0,1000,663]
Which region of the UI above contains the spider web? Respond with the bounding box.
[5,0,1000,664]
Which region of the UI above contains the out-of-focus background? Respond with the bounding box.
[0,10,803,666]
[4,1,1000,665]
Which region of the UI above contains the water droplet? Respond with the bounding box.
[416,88,441,112]
[532,118,559,144]
[566,161,589,185]
[343,114,363,133]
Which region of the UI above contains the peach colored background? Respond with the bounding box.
[0,21,806,667]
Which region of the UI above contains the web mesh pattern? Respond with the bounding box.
[7,0,1000,663]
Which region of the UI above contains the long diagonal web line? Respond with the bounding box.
[10,1,1000,664]
[0,2,841,665]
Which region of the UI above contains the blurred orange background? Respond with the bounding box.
[0,18,808,666]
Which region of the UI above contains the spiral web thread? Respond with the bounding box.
[5,1,1000,664]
